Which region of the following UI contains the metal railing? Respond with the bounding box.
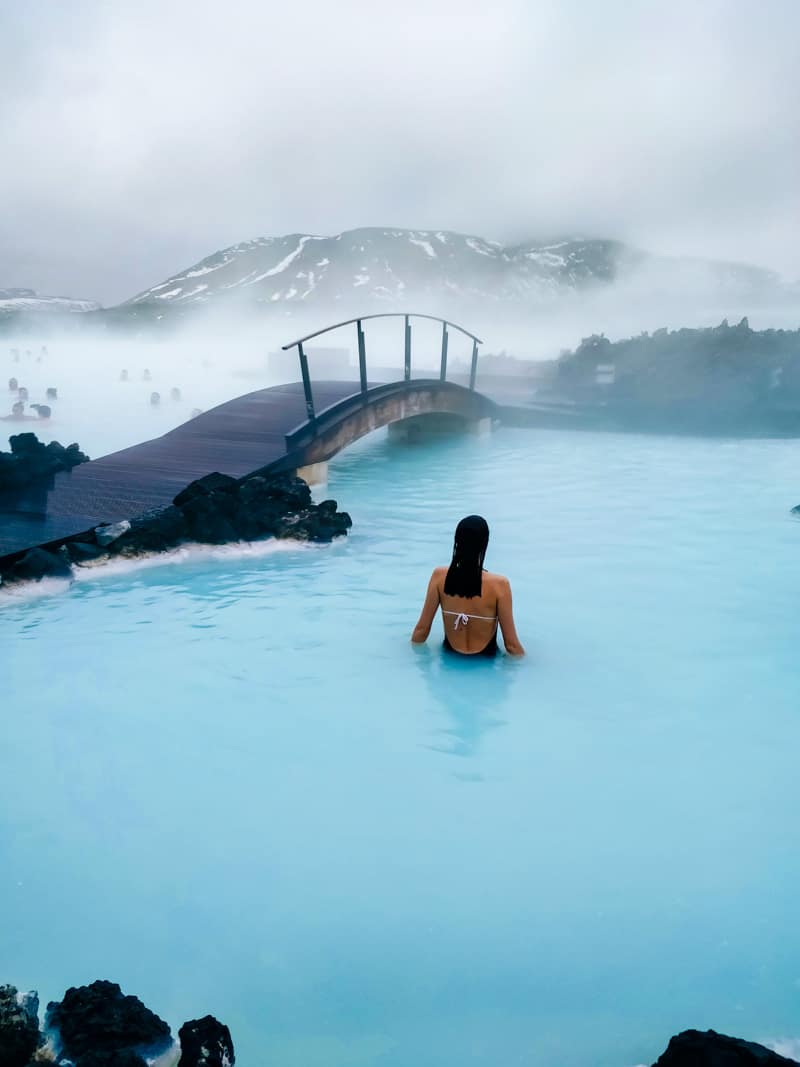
[281,313,483,422]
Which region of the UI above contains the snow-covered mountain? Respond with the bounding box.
[124,228,782,316]
[0,288,100,315]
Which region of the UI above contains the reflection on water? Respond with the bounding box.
[2,427,800,1067]
[411,643,516,763]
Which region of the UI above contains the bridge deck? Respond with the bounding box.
[0,381,361,560]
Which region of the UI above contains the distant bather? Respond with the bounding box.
[31,404,51,419]
[46,387,58,400]
[17,386,28,401]
[150,391,161,406]
[143,369,152,381]
[8,377,18,391]
[170,387,182,401]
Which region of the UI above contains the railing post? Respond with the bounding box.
[469,339,479,391]
[404,315,411,381]
[357,319,367,394]
[439,321,449,381]
[297,342,315,422]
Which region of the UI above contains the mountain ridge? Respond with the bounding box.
[0,288,100,316]
[124,227,783,316]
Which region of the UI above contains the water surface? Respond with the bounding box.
[2,427,799,1066]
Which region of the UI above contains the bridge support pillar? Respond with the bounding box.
[469,416,492,436]
[295,461,328,487]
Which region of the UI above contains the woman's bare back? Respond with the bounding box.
[412,566,525,656]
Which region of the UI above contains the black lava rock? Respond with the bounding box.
[0,985,40,1067]
[0,432,88,492]
[8,547,73,582]
[653,1030,799,1066]
[178,1015,235,1067]
[173,471,239,508]
[66,541,105,564]
[179,494,240,545]
[112,505,189,556]
[45,980,171,1062]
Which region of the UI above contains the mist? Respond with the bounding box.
[2,0,799,306]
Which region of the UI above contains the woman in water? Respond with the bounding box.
[411,515,525,657]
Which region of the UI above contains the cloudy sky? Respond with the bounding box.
[1,0,798,305]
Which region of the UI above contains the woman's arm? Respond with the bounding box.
[411,569,442,643]
[497,577,525,656]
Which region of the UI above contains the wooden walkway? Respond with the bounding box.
[0,381,359,561]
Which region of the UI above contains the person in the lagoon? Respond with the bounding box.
[411,515,525,657]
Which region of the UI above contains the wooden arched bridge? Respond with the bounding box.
[0,313,496,562]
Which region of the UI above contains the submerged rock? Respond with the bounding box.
[45,980,171,1064]
[177,1016,234,1067]
[653,1029,800,1066]
[0,984,40,1067]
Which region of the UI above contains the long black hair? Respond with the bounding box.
[443,515,489,599]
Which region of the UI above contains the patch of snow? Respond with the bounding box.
[284,287,298,299]
[248,236,317,284]
[183,260,231,278]
[435,231,448,243]
[270,291,282,301]
[300,270,316,299]
[221,270,261,289]
[409,237,437,259]
[316,258,330,267]
[353,273,370,287]
[466,238,495,257]
[179,284,208,299]
[154,287,183,300]
[525,251,566,268]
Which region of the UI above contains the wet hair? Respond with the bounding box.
[443,515,489,599]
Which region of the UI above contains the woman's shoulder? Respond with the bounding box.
[483,570,511,590]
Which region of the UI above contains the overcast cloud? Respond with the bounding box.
[1,0,798,305]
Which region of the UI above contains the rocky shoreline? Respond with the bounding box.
[2,978,797,1067]
[1,980,233,1066]
[0,469,352,588]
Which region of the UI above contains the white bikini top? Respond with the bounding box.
[442,609,498,630]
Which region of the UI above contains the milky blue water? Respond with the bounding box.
[2,427,800,1067]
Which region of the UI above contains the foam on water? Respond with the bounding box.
[2,426,800,1067]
